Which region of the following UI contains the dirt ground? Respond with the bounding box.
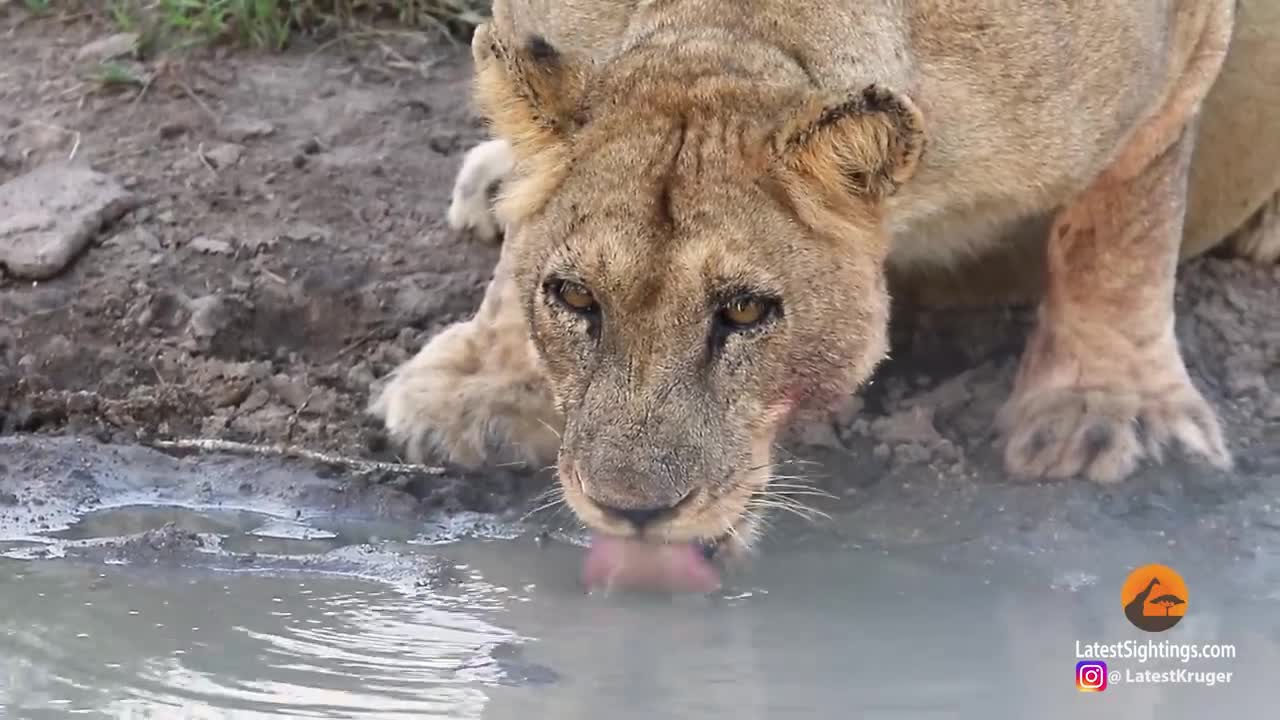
[2,11,1279,560]
[1,12,499,455]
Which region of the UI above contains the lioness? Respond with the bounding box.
[373,0,1280,590]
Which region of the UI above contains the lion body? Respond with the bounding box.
[373,0,1280,554]
[484,0,1279,274]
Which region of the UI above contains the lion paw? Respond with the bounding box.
[997,382,1231,484]
[446,139,514,243]
[369,319,561,470]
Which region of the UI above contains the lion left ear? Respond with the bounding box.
[771,84,925,203]
[471,22,591,162]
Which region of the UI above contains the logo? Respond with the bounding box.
[1076,660,1109,692]
[1122,564,1188,632]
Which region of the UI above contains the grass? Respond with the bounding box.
[88,61,149,88]
[89,0,492,51]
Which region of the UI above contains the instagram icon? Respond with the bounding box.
[1075,661,1109,692]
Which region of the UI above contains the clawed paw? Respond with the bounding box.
[369,320,562,470]
[997,382,1230,484]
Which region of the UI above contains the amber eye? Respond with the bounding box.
[721,296,767,327]
[553,280,597,312]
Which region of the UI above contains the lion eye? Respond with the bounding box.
[553,280,597,312]
[720,297,767,328]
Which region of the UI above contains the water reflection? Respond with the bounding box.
[0,561,512,718]
[1,508,1277,719]
[432,540,1279,720]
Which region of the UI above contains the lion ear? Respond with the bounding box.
[771,85,925,203]
[471,22,591,161]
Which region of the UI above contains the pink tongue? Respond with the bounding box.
[582,533,721,594]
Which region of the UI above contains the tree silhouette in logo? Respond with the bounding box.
[1151,594,1186,616]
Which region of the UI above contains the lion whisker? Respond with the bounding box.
[749,478,834,522]
[750,495,831,523]
[528,482,565,505]
[521,494,568,523]
[765,485,838,500]
[536,418,563,440]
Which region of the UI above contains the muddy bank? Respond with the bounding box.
[1,13,1279,586]
[0,434,542,542]
[1,12,498,459]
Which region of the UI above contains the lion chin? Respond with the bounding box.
[565,454,770,594]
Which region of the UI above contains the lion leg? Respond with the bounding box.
[996,119,1232,483]
[996,3,1236,484]
[370,243,563,469]
[446,138,514,243]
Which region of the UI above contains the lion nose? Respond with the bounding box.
[600,504,672,529]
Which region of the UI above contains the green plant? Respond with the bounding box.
[103,0,492,51]
[89,61,147,89]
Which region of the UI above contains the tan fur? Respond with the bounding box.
[375,0,1279,552]
[371,245,560,468]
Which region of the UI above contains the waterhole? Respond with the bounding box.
[1,501,1275,719]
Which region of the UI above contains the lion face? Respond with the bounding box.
[471,24,924,553]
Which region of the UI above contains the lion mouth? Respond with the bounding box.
[581,532,730,594]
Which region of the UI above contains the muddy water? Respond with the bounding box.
[1,502,1276,719]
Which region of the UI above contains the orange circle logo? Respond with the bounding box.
[1121,564,1188,632]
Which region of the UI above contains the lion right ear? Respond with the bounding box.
[771,84,925,205]
[471,23,591,162]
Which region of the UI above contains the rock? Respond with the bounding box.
[158,122,189,140]
[190,235,234,255]
[1263,396,1280,421]
[65,391,98,414]
[0,162,138,280]
[279,222,332,243]
[76,33,139,64]
[303,388,338,415]
[268,374,311,409]
[238,387,271,413]
[242,232,278,254]
[789,412,845,450]
[41,334,74,361]
[186,294,233,339]
[396,327,421,351]
[116,225,161,252]
[903,372,973,414]
[210,381,252,409]
[892,442,932,466]
[347,362,376,390]
[220,117,275,142]
[201,142,244,169]
[870,405,944,446]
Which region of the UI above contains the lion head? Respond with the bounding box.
[470,23,924,557]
